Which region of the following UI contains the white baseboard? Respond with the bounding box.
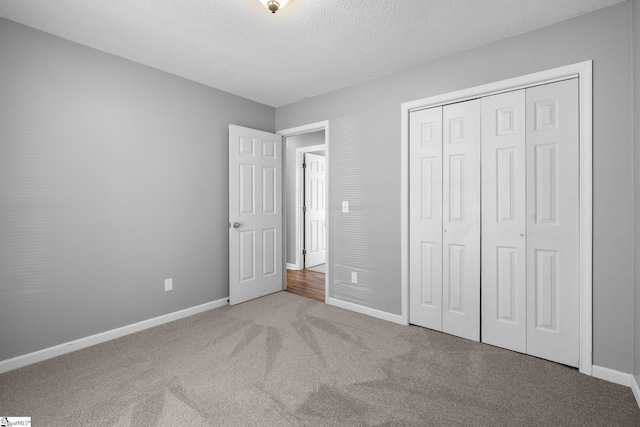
[631,375,640,409]
[591,365,634,387]
[0,297,229,375]
[326,297,403,325]
[591,365,640,408]
[286,263,298,270]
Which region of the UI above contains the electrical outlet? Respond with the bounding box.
[342,201,349,213]
[351,272,357,283]
[165,278,173,292]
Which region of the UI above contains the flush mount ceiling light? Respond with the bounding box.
[260,0,290,14]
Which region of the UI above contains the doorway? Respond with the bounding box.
[277,122,330,303]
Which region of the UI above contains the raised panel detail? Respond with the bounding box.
[262,140,276,159]
[497,247,516,322]
[421,121,437,146]
[420,242,435,306]
[262,166,276,214]
[240,137,255,156]
[535,144,558,224]
[497,148,515,222]
[239,230,255,282]
[449,117,465,143]
[239,164,255,215]
[448,244,465,313]
[310,178,319,210]
[535,100,559,131]
[320,220,326,251]
[310,220,319,252]
[262,228,276,277]
[497,107,516,135]
[535,250,559,332]
[421,157,436,221]
[449,155,466,222]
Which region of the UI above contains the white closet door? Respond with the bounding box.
[442,100,481,341]
[481,90,527,352]
[409,107,443,330]
[526,79,579,367]
[304,153,326,268]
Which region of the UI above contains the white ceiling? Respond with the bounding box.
[0,0,624,107]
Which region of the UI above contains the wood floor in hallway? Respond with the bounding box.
[285,269,325,303]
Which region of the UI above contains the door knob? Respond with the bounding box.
[233,222,241,229]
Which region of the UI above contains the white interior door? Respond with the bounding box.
[229,125,283,305]
[409,106,443,330]
[525,79,580,367]
[304,152,326,267]
[442,99,481,341]
[481,90,527,352]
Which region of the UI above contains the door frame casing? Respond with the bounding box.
[295,145,326,270]
[400,61,593,375]
[278,121,330,303]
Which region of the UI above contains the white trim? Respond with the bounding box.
[278,121,329,137]
[402,69,581,112]
[278,121,330,303]
[577,63,593,376]
[591,366,640,409]
[400,98,410,326]
[0,297,229,374]
[631,375,640,409]
[294,144,326,270]
[286,263,298,270]
[400,61,593,373]
[327,297,404,325]
[591,365,634,387]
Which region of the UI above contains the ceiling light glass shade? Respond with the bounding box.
[260,0,290,13]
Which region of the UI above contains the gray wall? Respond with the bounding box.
[0,19,275,361]
[634,0,640,386]
[284,131,325,265]
[276,2,635,373]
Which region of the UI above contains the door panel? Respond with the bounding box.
[229,125,283,305]
[262,228,277,277]
[263,166,276,214]
[442,99,480,342]
[526,79,579,367]
[409,107,443,330]
[447,244,465,313]
[239,230,255,282]
[481,90,527,352]
[419,242,436,306]
[304,153,326,267]
[239,164,255,215]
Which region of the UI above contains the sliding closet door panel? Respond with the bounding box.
[409,107,443,330]
[442,99,481,341]
[526,79,579,367]
[481,90,527,352]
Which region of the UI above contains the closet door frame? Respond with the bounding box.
[400,61,593,375]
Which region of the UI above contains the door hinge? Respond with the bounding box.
[302,162,306,169]
[303,249,307,255]
[303,206,307,212]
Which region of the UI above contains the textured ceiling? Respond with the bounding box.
[0,0,624,107]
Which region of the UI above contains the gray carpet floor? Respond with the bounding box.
[1,291,639,426]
